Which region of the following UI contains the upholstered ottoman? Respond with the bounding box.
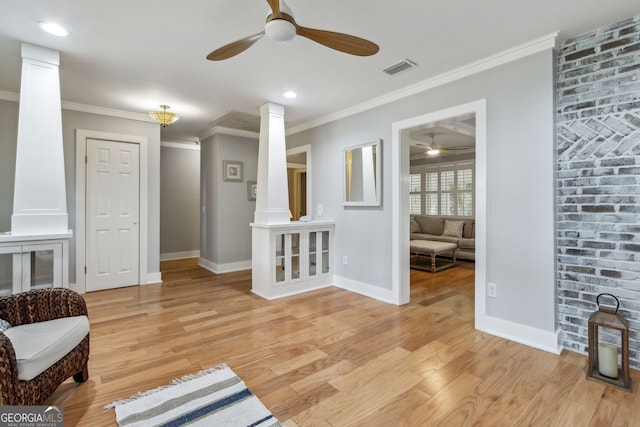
[410,240,457,272]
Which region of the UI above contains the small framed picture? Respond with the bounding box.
[247,181,257,201]
[223,160,243,182]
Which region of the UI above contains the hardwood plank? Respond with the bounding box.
[41,259,640,427]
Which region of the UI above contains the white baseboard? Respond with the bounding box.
[476,315,561,354]
[333,275,395,304]
[69,272,163,292]
[251,283,332,301]
[198,258,251,274]
[143,272,162,285]
[160,250,200,261]
[68,283,83,294]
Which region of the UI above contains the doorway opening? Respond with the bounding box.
[391,99,488,327]
[287,145,311,221]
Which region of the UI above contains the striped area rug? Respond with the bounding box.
[106,365,281,427]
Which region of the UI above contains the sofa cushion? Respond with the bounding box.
[411,233,442,241]
[462,219,475,238]
[4,315,89,381]
[423,235,460,245]
[414,216,444,235]
[458,238,475,250]
[443,219,464,238]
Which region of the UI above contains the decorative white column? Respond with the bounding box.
[250,102,335,300]
[0,43,71,294]
[253,103,290,225]
[11,43,68,236]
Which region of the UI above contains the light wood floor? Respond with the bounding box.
[48,259,640,426]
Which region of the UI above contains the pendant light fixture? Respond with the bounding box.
[149,105,179,127]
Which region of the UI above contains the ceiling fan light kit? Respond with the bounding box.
[149,105,179,127]
[265,18,296,42]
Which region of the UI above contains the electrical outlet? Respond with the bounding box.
[487,282,497,298]
[342,256,348,265]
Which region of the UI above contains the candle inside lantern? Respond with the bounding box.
[598,342,619,378]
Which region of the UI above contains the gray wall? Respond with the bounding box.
[557,15,640,366]
[288,49,557,333]
[0,100,18,232]
[0,99,161,284]
[200,132,258,267]
[160,145,200,256]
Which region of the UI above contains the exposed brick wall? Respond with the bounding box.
[557,16,640,366]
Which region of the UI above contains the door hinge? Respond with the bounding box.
[85,155,87,164]
[84,266,87,274]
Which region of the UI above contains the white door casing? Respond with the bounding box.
[75,129,149,294]
[391,99,487,316]
[86,139,139,291]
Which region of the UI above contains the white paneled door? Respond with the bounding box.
[86,139,140,292]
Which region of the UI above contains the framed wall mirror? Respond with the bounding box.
[343,139,381,206]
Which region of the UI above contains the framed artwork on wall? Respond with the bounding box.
[223,160,243,182]
[247,181,257,201]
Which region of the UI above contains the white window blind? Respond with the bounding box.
[409,173,422,214]
[410,161,475,217]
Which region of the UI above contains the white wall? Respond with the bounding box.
[287,49,557,345]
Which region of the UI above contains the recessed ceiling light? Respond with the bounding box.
[39,22,69,37]
[284,91,297,99]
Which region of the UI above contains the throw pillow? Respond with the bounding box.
[410,219,420,233]
[0,318,12,333]
[442,219,464,238]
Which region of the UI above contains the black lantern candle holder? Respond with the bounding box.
[586,293,632,392]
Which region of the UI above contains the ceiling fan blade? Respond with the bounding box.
[266,0,281,18]
[206,32,265,61]
[296,26,379,56]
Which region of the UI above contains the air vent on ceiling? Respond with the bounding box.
[383,59,417,76]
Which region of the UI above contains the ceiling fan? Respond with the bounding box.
[414,134,473,156]
[206,0,379,61]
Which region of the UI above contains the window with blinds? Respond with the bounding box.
[409,173,421,214]
[410,161,475,217]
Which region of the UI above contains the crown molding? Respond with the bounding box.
[0,90,155,123]
[62,101,155,122]
[286,32,558,135]
[200,126,259,141]
[161,140,200,151]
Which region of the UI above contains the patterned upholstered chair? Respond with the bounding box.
[0,288,90,405]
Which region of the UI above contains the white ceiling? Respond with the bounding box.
[0,1,638,142]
